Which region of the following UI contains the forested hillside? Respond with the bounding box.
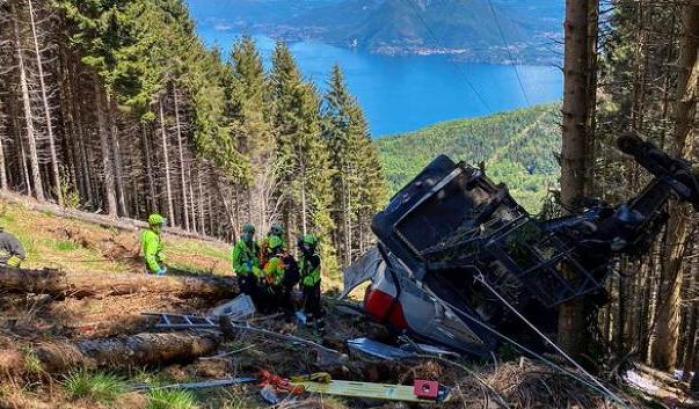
[378,104,560,211]
[0,0,387,272]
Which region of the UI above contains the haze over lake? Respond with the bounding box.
[194,24,563,137]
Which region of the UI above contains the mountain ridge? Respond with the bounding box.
[186,0,563,64]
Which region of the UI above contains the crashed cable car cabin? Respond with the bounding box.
[347,134,699,356]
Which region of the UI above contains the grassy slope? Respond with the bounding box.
[0,200,231,277]
[376,104,561,212]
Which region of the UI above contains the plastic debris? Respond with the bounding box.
[295,310,308,325]
[209,294,256,320]
[260,384,281,404]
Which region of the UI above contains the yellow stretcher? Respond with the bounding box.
[291,379,451,403]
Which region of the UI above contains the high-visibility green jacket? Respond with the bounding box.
[231,240,262,277]
[300,253,321,287]
[141,228,164,273]
[263,256,286,286]
[259,234,286,266]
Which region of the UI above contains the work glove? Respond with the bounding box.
[7,256,22,268]
[157,267,168,276]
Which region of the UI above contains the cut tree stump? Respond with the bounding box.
[34,332,221,373]
[0,267,237,299]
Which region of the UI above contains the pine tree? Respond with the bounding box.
[322,65,387,266]
[226,36,273,230]
[270,42,338,272]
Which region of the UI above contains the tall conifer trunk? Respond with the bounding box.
[159,99,175,224]
[558,0,598,356]
[27,0,61,205]
[95,83,117,216]
[107,96,127,216]
[173,86,190,231]
[651,4,699,370]
[12,2,44,201]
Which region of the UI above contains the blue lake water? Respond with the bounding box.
[196,26,563,137]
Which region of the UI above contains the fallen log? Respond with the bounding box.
[0,268,237,299]
[34,332,220,373]
[0,268,66,293]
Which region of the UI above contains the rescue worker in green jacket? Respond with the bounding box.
[259,224,286,266]
[141,214,167,275]
[0,227,26,268]
[262,235,298,316]
[231,224,262,301]
[298,234,323,319]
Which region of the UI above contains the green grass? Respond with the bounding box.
[64,371,127,404]
[53,240,82,252]
[376,104,562,213]
[148,389,199,409]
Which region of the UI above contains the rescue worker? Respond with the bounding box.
[259,224,286,266]
[262,236,298,317]
[298,235,323,320]
[142,214,167,275]
[231,224,262,301]
[0,227,26,268]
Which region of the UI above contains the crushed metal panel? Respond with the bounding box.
[340,247,384,299]
[398,340,460,359]
[209,294,256,320]
[346,337,415,360]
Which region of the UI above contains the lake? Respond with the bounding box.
[196,26,563,137]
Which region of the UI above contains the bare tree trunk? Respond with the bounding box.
[173,86,190,231]
[197,165,206,235]
[12,2,43,201]
[94,82,117,216]
[558,0,598,357]
[301,168,308,236]
[214,176,238,241]
[617,272,626,355]
[141,123,156,214]
[107,95,127,216]
[651,4,699,370]
[159,99,175,224]
[27,0,61,205]
[0,120,7,189]
[72,76,93,205]
[188,165,196,233]
[18,126,32,197]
